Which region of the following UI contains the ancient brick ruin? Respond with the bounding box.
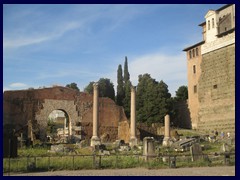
[3,86,129,143]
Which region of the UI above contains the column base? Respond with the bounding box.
[129,137,138,147]
[91,136,101,147]
[162,137,171,147]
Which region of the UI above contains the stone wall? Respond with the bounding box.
[198,44,235,135]
[3,86,128,142]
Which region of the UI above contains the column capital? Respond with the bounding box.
[131,86,136,92]
[93,82,99,89]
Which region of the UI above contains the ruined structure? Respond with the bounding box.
[3,86,128,143]
[183,4,235,135]
[129,86,137,146]
[91,83,101,146]
[162,114,171,147]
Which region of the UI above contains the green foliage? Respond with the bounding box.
[136,74,172,124]
[123,80,131,118]
[116,64,125,106]
[84,82,94,94]
[175,85,188,101]
[47,119,57,134]
[66,82,80,91]
[18,147,49,157]
[84,79,115,101]
[123,56,130,84]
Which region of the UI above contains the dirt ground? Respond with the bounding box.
[5,166,235,176]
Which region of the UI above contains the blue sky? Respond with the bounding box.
[3,4,224,96]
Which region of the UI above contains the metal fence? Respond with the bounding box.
[3,153,235,175]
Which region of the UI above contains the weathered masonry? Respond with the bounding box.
[183,4,235,135]
[3,86,128,143]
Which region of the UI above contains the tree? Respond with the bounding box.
[84,82,94,94]
[136,74,159,123]
[157,80,172,123]
[123,56,130,84]
[122,56,131,118]
[116,64,124,106]
[84,78,115,101]
[136,74,173,124]
[175,85,188,101]
[123,80,132,118]
[66,83,80,91]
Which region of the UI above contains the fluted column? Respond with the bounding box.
[91,82,101,146]
[130,86,137,146]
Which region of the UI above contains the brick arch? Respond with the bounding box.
[35,99,79,140]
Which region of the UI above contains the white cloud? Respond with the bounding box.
[3,21,83,49]
[9,82,28,88]
[128,52,187,96]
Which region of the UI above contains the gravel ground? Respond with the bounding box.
[5,166,235,176]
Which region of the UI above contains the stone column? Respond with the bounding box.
[162,114,171,147]
[91,82,101,146]
[129,86,137,147]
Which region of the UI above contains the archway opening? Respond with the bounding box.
[47,109,70,143]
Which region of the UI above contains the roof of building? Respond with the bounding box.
[216,4,233,12]
[183,41,205,51]
[198,21,206,26]
[217,27,235,37]
[198,4,232,26]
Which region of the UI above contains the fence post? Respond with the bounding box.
[115,154,118,168]
[48,156,50,171]
[72,156,75,170]
[169,156,176,168]
[34,157,37,169]
[8,156,10,176]
[26,156,29,171]
[93,154,96,169]
[224,152,230,165]
[99,155,101,168]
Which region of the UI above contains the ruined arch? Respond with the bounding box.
[35,99,80,141]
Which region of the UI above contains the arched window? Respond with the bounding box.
[212,18,215,28]
[189,50,192,59]
[193,49,195,58]
[208,20,210,30]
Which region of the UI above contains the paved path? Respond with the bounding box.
[6,166,235,176]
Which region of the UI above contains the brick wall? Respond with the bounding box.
[198,44,235,135]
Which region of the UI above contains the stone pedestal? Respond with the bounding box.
[143,137,155,161]
[129,86,137,147]
[91,83,101,146]
[162,114,171,147]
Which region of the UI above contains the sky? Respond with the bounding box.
[3,4,224,96]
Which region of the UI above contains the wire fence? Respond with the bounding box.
[3,152,235,175]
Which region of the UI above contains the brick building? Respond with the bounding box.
[183,4,235,135]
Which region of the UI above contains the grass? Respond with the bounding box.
[4,129,235,173]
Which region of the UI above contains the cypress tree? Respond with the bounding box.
[124,56,130,84]
[123,80,131,118]
[116,65,124,106]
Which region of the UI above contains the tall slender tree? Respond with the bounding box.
[122,56,131,118]
[123,56,130,84]
[116,64,124,106]
[123,80,131,118]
